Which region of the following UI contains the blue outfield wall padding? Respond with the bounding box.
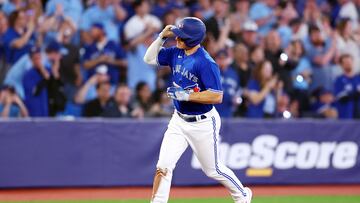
[0,119,359,188]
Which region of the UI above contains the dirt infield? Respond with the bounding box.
[0,185,360,202]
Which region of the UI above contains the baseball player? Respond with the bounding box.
[143,17,252,203]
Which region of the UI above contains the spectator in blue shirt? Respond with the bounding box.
[334,54,360,119]
[214,49,240,118]
[22,47,52,117]
[249,0,277,36]
[45,0,83,26]
[82,23,127,85]
[304,25,336,92]
[0,85,28,117]
[246,60,282,118]
[0,10,8,83]
[1,0,24,16]
[80,0,127,42]
[2,9,37,65]
[311,88,338,119]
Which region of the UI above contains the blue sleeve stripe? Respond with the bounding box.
[207,88,223,93]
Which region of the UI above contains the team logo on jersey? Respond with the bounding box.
[173,65,199,83]
[184,84,201,93]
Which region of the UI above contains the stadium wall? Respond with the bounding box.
[0,119,359,188]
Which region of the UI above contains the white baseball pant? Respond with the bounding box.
[151,107,248,203]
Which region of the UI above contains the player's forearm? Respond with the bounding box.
[143,37,164,65]
[189,90,223,104]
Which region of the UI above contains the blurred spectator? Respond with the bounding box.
[192,0,214,21]
[214,49,240,118]
[2,0,25,16]
[80,0,127,42]
[246,60,283,118]
[133,81,152,117]
[264,29,294,94]
[0,85,28,117]
[102,84,143,118]
[311,88,338,119]
[249,0,277,36]
[338,0,358,29]
[238,20,259,50]
[151,0,172,19]
[229,0,250,39]
[82,23,127,85]
[124,0,161,91]
[335,17,360,73]
[57,22,82,101]
[39,2,77,45]
[45,0,83,27]
[4,41,66,99]
[204,0,229,41]
[304,25,337,92]
[2,9,37,65]
[0,10,8,83]
[288,17,308,42]
[249,45,265,68]
[276,1,298,48]
[276,93,299,119]
[82,80,112,117]
[74,67,116,105]
[334,54,360,119]
[303,0,323,25]
[23,46,63,117]
[149,88,173,117]
[288,40,312,116]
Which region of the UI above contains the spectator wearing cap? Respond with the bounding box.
[214,49,240,118]
[80,0,127,42]
[249,0,277,36]
[124,0,161,91]
[82,23,127,85]
[304,25,337,92]
[238,20,259,50]
[82,80,112,117]
[2,9,37,65]
[0,85,28,117]
[4,41,66,99]
[334,54,360,119]
[74,66,116,105]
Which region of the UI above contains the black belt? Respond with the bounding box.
[177,112,207,122]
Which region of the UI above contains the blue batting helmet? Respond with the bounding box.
[171,17,206,48]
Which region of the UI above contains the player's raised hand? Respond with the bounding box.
[160,25,175,39]
[166,86,190,101]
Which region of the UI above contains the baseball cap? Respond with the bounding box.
[243,20,258,32]
[171,17,206,47]
[96,65,108,74]
[46,41,68,55]
[92,23,105,31]
[29,46,41,56]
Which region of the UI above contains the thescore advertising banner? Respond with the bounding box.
[0,119,359,187]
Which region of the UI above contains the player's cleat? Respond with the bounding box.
[244,187,252,203]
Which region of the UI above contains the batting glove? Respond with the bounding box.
[166,87,190,101]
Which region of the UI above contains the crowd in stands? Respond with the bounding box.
[0,0,360,119]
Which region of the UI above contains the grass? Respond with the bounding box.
[1,196,360,203]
